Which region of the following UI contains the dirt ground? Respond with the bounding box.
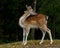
[0,40,60,48]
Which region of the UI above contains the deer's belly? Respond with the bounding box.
[29,25,38,28]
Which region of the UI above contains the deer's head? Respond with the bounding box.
[26,5,37,15]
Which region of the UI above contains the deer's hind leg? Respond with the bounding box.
[40,25,53,44]
[46,28,53,44]
[39,28,46,44]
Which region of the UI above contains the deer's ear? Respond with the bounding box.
[26,5,28,8]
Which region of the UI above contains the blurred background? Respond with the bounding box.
[0,0,60,44]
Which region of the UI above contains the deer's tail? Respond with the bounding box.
[46,16,49,20]
[46,16,49,24]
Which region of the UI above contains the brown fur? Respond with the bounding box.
[24,14,47,27]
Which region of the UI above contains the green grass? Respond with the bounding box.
[0,40,60,48]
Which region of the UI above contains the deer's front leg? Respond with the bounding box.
[26,28,30,42]
[23,28,30,45]
[23,28,26,45]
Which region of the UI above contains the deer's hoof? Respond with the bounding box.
[50,40,53,44]
[39,41,43,44]
[22,42,27,45]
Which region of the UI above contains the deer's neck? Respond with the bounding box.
[19,13,30,28]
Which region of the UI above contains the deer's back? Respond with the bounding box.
[24,14,47,27]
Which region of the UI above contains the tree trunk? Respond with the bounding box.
[34,0,36,12]
[31,0,37,39]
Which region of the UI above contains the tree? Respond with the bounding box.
[30,0,37,40]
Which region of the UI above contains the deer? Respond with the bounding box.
[19,5,53,45]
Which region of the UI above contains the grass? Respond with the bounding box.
[0,40,60,48]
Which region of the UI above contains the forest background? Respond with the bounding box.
[0,0,60,43]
